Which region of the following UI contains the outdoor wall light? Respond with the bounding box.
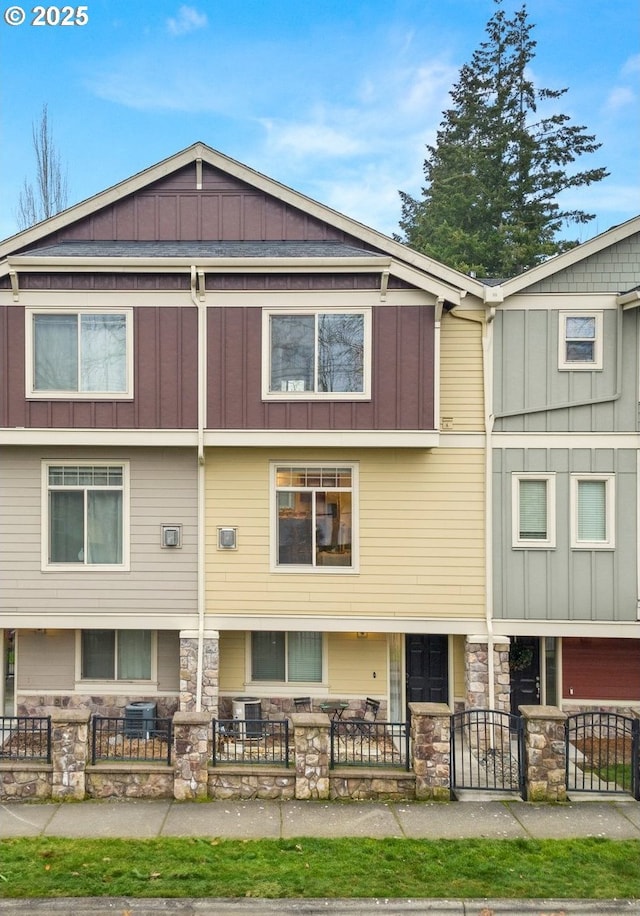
[161,525,182,548]
[218,527,238,550]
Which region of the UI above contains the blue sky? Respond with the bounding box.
[0,0,638,243]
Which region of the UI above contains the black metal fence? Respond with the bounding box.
[91,716,173,765]
[0,716,51,762]
[330,720,410,769]
[212,718,290,766]
[566,712,640,799]
[451,709,524,796]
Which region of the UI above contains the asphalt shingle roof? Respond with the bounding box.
[21,240,384,259]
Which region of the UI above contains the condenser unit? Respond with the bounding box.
[124,701,157,738]
[231,697,262,739]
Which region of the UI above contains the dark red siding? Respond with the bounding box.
[563,638,640,701]
[2,306,198,429]
[207,304,435,431]
[20,164,373,247]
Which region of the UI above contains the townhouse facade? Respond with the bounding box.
[0,143,502,722]
[490,217,640,715]
[2,143,636,725]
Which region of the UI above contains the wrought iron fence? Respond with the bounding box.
[91,716,173,765]
[212,718,290,766]
[451,708,524,796]
[330,720,410,769]
[566,712,639,798]
[0,716,51,762]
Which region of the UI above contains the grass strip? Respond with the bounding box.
[0,837,638,899]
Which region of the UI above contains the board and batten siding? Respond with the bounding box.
[493,448,637,622]
[493,306,638,433]
[439,310,484,431]
[0,447,198,628]
[205,446,485,627]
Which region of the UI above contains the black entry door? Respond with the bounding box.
[509,637,540,715]
[406,635,449,712]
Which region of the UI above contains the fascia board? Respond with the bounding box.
[0,141,483,302]
[499,215,640,297]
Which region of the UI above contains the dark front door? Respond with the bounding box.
[510,637,540,715]
[406,635,449,712]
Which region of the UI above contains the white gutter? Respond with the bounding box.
[191,266,207,712]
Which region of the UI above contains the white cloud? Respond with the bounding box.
[166,5,207,37]
[622,54,640,76]
[605,86,636,112]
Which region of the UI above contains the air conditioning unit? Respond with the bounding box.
[124,701,157,738]
[232,696,262,739]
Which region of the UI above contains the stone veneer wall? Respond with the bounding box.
[180,635,219,714]
[465,636,511,711]
[16,694,179,718]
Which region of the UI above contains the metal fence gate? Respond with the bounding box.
[451,709,525,797]
[566,712,640,799]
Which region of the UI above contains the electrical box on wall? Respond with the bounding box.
[217,527,237,549]
[161,525,182,548]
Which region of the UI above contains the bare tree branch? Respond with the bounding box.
[16,104,69,230]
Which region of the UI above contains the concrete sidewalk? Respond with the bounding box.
[1,798,639,915]
[2,796,640,840]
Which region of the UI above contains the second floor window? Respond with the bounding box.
[264,309,369,397]
[559,312,603,370]
[27,309,132,397]
[45,463,127,567]
[274,464,355,569]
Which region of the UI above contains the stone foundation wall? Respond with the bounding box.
[330,770,415,800]
[16,694,179,719]
[208,767,296,800]
[0,764,51,800]
[87,764,173,799]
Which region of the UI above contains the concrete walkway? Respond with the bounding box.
[1,798,639,915]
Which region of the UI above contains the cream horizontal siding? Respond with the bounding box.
[327,632,387,695]
[439,311,484,431]
[0,447,198,626]
[219,631,246,691]
[206,447,485,625]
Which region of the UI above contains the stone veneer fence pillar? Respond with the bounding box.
[520,705,567,802]
[465,635,511,711]
[173,711,211,800]
[291,713,330,800]
[409,702,451,800]
[50,709,90,801]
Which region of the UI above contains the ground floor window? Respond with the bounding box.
[251,631,322,682]
[81,629,151,680]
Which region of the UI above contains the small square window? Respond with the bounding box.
[512,474,556,548]
[558,312,603,370]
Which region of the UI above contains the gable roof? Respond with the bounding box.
[499,215,640,296]
[0,141,488,307]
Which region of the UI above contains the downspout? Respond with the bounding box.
[191,266,207,712]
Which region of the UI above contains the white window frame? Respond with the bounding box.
[512,473,556,548]
[75,630,157,687]
[25,307,134,398]
[570,474,615,549]
[262,307,371,399]
[558,311,603,370]
[270,461,359,573]
[247,631,327,687]
[41,460,130,571]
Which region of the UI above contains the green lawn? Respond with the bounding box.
[0,837,639,899]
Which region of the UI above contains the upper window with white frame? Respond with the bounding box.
[263,308,370,398]
[558,311,603,370]
[273,464,356,570]
[571,474,615,549]
[26,309,133,398]
[43,463,128,569]
[512,473,556,548]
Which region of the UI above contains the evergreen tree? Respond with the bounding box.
[398,1,608,278]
